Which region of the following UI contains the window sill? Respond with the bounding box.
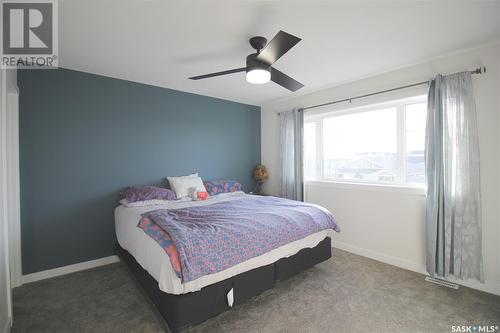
[305,179,426,196]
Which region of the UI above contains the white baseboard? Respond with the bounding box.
[332,241,500,296]
[332,240,425,273]
[445,276,500,296]
[16,243,500,296]
[21,255,120,285]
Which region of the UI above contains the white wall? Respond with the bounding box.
[0,68,8,333]
[261,43,500,295]
[0,68,16,333]
[4,71,20,290]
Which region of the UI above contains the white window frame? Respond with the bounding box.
[304,93,427,189]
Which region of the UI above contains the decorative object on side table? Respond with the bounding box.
[253,164,268,195]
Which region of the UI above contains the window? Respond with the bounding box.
[304,95,427,186]
[304,122,317,179]
[405,102,427,183]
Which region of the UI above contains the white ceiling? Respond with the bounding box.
[59,1,500,106]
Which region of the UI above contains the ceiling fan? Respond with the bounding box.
[189,30,304,92]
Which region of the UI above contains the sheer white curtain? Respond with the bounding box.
[279,108,304,201]
[425,72,483,281]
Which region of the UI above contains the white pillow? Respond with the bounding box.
[167,173,206,198]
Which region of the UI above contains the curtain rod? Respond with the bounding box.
[301,66,486,111]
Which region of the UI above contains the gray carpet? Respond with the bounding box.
[12,249,500,333]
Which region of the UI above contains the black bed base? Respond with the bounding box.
[116,237,332,332]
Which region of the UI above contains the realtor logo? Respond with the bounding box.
[1,0,58,68]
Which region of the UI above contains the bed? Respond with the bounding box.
[115,192,339,332]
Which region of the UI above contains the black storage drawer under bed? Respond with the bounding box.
[117,237,332,332]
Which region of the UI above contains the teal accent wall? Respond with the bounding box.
[18,68,261,274]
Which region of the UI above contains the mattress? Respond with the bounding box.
[115,192,336,295]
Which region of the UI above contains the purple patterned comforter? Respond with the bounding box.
[140,196,340,283]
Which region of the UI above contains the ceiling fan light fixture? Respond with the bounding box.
[189,31,303,91]
[246,68,271,84]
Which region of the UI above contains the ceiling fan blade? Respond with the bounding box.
[189,67,246,80]
[271,67,304,92]
[256,31,301,65]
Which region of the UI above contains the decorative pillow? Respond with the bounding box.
[204,180,243,196]
[120,186,177,203]
[167,173,206,198]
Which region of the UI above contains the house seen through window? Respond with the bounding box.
[304,96,427,185]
